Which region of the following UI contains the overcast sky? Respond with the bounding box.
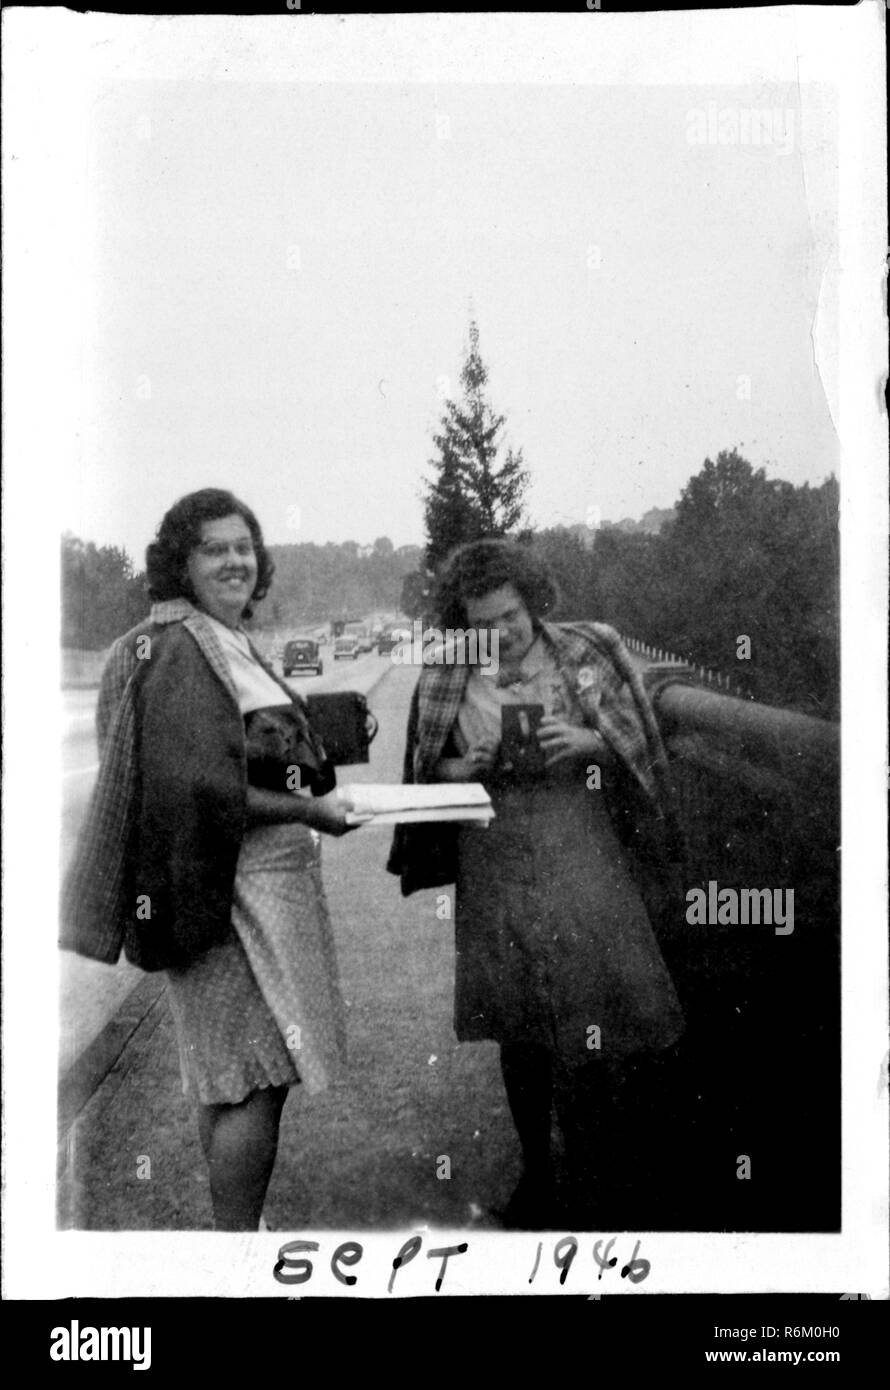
[69,78,838,562]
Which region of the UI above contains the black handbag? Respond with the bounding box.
[304,690,379,766]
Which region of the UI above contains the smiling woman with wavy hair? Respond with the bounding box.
[63,488,358,1231]
[145,487,275,616]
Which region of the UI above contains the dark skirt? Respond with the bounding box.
[454,778,684,1068]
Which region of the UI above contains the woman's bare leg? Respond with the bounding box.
[197,1085,289,1231]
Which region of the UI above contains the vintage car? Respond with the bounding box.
[343,621,374,653]
[333,635,360,661]
[376,623,411,656]
[282,636,324,677]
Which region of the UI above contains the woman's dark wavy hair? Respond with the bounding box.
[146,488,275,618]
[433,538,558,630]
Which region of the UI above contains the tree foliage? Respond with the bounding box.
[424,321,529,573]
[528,450,839,720]
[399,569,432,622]
[259,540,423,629]
[61,531,423,646]
[61,534,147,650]
[654,450,839,715]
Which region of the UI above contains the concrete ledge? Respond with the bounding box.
[58,973,168,1137]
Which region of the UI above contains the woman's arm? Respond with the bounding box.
[245,786,356,836]
[434,744,499,782]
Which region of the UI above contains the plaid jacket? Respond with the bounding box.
[60,600,302,969]
[388,620,686,894]
[412,621,670,791]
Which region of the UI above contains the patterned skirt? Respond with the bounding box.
[165,822,347,1105]
[454,779,684,1068]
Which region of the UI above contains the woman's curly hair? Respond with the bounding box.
[146,488,275,618]
[432,538,558,630]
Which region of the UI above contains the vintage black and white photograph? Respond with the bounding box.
[4,5,887,1303]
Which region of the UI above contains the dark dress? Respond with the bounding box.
[451,649,684,1075]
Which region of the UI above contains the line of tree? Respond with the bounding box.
[260,538,423,630]
[60,532,425,649]
[61,534,147,651]
[407,322,839,720]
[535,454,839,718]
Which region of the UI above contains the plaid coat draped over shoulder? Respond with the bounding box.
[60,600,301,972]
[387,620,687,905]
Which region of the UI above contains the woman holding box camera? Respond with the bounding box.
[62,488,356,1231]
[388,538,686,1228]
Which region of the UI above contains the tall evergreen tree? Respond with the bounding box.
[423,321,529,572]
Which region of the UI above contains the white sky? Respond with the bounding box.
[69,77,838,561]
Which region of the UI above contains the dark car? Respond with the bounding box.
[376,623,411,656]
[282,637,323,677]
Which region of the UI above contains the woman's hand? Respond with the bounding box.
[436,738,499,782]
[537,716,607,768]
[305,790,362,837]
[246,785,361,834]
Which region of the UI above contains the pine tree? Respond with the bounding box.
[424,321,529,572]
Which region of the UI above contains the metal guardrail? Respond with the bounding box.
[623,634,747,697]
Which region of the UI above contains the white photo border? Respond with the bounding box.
[2,4,887,1299]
